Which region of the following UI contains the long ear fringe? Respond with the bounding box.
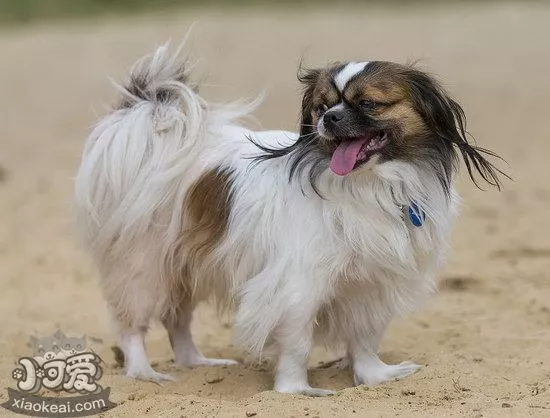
[448,99,511,190]
[456,143,510,191]
[245,134,302,168]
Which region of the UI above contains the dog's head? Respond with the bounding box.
[255,61,506,193]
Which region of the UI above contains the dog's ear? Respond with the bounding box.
[406,67,507,189]
[297,67,321,137]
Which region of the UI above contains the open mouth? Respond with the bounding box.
[329,131,389,176]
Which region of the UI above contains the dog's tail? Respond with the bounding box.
[75,43,209,265]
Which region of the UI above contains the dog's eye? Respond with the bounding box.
[359,100,379,111]
[315,104,328,117]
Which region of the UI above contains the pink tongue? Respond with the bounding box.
[329,138,368,176]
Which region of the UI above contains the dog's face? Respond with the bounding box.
[304,62,434,175]
[275,61,504,191]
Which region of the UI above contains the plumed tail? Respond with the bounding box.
[75,43,206,266]
[116,42,197,110]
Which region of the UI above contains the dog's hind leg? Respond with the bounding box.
[118,325,174,382]
[106,265,174,382]
[162,302,238,368]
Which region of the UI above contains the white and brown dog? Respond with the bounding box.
[75,44,504,396]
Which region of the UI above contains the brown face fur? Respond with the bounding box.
[306,62,432,163]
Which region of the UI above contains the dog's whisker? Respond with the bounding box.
[299,131,318,138]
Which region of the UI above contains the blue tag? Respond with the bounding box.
[408,203,426,227]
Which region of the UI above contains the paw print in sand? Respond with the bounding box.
[36,368,46,379]
[12,368,24,381]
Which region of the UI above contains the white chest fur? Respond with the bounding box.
[220,147,458,355]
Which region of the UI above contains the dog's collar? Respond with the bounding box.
[399,202,426,227]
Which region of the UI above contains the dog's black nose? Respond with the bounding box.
[324,111,344,129]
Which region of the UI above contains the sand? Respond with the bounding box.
[1,3,549,417]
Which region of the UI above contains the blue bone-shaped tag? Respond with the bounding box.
[408,202,426,227]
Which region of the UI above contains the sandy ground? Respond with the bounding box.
[1,3,550,417]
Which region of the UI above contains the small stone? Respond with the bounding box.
[502,403,512,408]
[206,376,224,384]
[246,412,257,417]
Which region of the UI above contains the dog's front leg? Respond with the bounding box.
[273,310,335,397]
[348,318,421,386]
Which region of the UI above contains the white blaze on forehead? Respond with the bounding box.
[328,102,345,112]
[334,62,369,92]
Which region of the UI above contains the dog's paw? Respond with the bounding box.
[275,384,336,397]
[126,367,175,383]
[298,387,336,397]
[176,356,239,368]
[198,357,239,367]
[354,361,421,386]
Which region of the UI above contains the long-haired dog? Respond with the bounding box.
[75,44,505,396]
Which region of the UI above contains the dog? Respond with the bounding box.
[74,44,505,396]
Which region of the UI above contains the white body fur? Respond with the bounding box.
[75,45,459,395]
